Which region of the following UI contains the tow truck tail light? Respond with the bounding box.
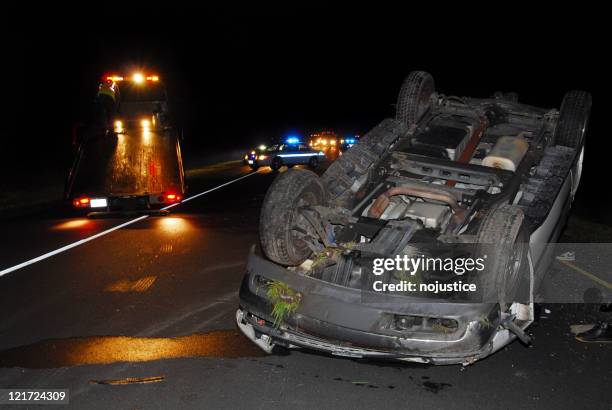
[165,193,182,203]
[73,196,90,208]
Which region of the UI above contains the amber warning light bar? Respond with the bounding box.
[104,73,159,82]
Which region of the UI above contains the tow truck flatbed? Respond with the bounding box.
[69,127,183,197]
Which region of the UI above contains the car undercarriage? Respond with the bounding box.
[237,71,591,365]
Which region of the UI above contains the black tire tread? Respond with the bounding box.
[478,205,524,245]
[260,169,328,266]
[555,90,592,148]
[477,204,527,304]
[322,118,408,207]
[396,71,435,126]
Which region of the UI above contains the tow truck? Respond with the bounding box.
[65,72,185,216]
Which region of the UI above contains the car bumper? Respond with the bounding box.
[71,194,180,215]
[248,159,271,167]
[237,247,518,365]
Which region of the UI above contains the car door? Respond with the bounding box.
[281,145,300,165]
[298,144,316,164]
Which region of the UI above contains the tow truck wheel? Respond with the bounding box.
[271,157,283,171]
[260,169,328,266]
[476,204,529,307]
[308,156,319,169]
[396,71,436,127]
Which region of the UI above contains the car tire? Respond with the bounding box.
[249,161,259,171]
[396,71,436,127]
[555,90,591,148]
[271,157,283,171]
[322,118,408,208]
[308,156,319,169]
[260,169,328,266]
[476,204,529,307]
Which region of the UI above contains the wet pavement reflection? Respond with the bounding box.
[105,275,157,292]
[0,330,264,369]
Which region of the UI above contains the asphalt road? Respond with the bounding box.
[0,160,610,409]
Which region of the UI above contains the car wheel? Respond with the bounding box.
[555,90,591,148]
[271,157,283,171]
[396,71,436,127]
[260,169,328,266]
[322,118,408,208]
[554,90,591,199]
[571,146,585,200]
[308,156,319,169]
[249,161,259,171]
[475,204,529,307]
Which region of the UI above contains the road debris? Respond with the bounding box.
[90,376,164,385]
[574,322,612,343]
[570,324,595,334]
[556,251,576,262]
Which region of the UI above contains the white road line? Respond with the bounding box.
[0,215,148,277]
[161,170,259,210]
[0,171,260,277]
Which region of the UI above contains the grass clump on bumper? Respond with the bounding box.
[266,281,302,328]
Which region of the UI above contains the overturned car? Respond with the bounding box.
[237,71,591,365]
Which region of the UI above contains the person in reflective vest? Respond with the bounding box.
[96,80,118,129]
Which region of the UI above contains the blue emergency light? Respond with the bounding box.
[286,136,300,144]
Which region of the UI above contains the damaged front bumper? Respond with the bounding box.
[237,247,524,365]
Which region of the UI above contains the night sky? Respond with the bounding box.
[5,5,607,220]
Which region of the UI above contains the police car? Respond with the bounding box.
[339,135,358,150]
[247,137,326,171]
